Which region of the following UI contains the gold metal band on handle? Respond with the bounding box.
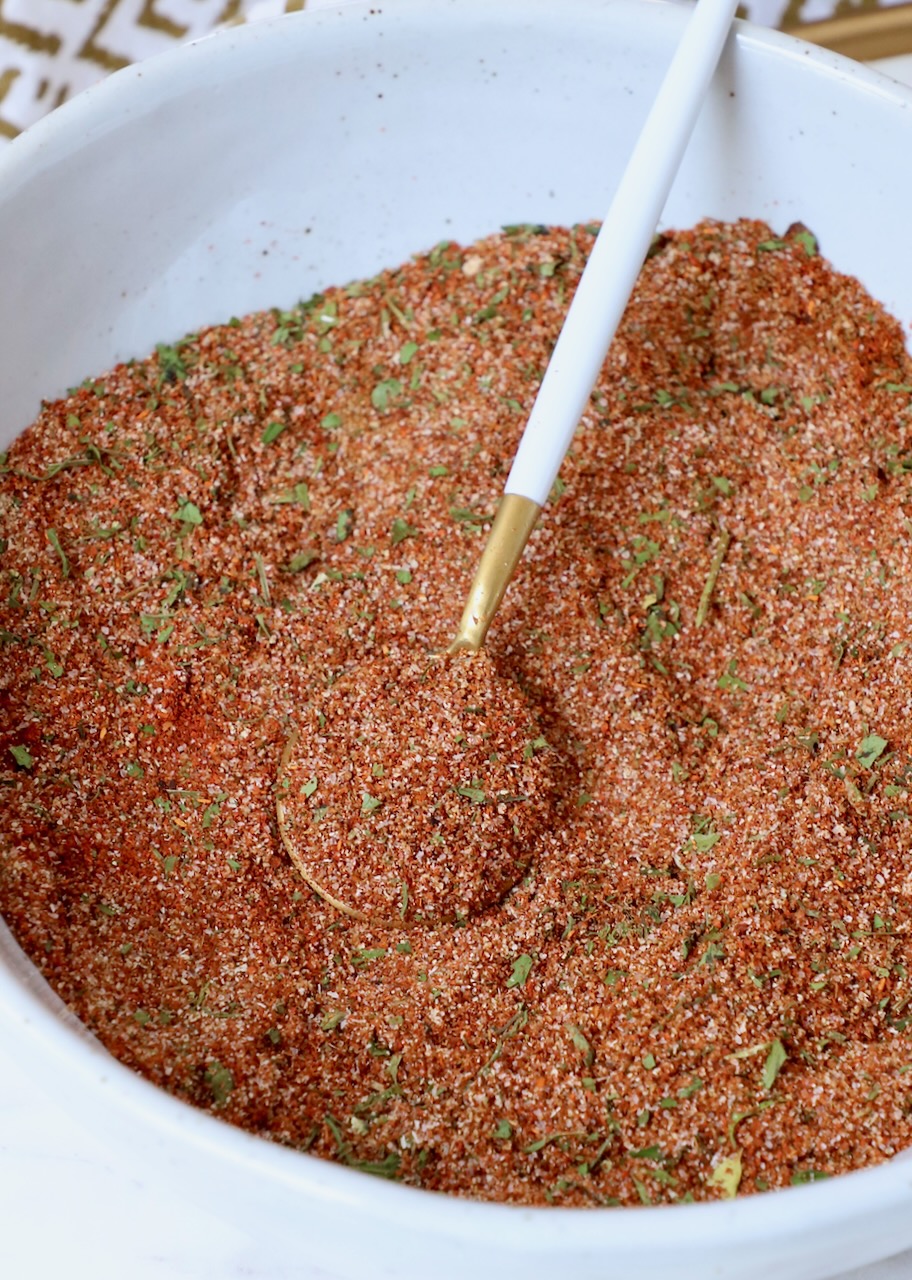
[447,493,541,654]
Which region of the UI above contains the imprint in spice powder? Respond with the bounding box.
[2,218,912,1207]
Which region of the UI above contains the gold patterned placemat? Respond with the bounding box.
[784,3,912,58]
[0,0,243,142]
[0,0,911,147]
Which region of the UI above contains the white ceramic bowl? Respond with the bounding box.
[2,3,912,1277]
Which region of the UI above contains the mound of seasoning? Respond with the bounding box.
[277,651,557,926]
[2,218,911,1206]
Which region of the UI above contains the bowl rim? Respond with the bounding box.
[4,911,912,1246]
[1,0,912,1252]
[3,0,912,183]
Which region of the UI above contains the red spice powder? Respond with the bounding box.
[277,651,557,926]
[1,218,911,1206]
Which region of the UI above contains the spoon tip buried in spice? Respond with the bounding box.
[276,649,559,927]
[446,493,542,655]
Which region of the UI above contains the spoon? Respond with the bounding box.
[277,0,739,926]
[449,0,740,654]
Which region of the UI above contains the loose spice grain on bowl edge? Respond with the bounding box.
[1,219,912,1206]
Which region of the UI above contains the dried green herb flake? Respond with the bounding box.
[262,420,287,445]
[45,528,70,577]
[506,954,534,989]
[762,1038,787,1091]
[708,1150,743,1197]
[856,734,888,768]
[391,517,418,545]
[205,1061,234,1107]
[565,1023,595,1067]
[173,501,203,526]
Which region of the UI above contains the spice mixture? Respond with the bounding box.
[277,651,557,926]
[2,218,912,1206]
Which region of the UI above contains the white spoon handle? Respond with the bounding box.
[449,0,738,653]
[505,0,739,506]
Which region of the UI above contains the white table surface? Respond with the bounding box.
[3,46,912,1280]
